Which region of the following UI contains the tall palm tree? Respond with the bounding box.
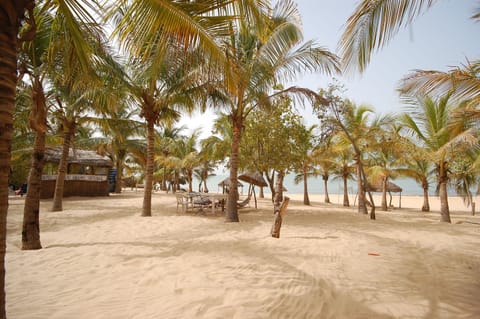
[17,7,53,250]
[0,1,34,312]
[156,126,186,191]
[1,0,105,314]
[312,141,337,204]
[20,0,108,243]
[91,107,144,194]
[395,138,433,212]
[331,141,356,207]
[365,115,400,211]
[216,0,339,221]
[176,130,201,193]
[400,93,478,222]
[292,125,318,205]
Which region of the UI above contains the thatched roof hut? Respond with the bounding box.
[44,146,112,167]
[41,147,113,198]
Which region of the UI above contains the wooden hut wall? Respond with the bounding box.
[40,175,109,199]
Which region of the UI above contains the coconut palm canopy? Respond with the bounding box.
[44,146,112,167]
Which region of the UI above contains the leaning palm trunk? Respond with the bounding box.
[22,131,45,250]
[142,120,155,217]
[323,175,330,203]
[356,157,368,214]
[342,176,350,207]
[225,121,241,222]
[52,125,75,212]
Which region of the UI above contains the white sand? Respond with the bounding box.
[6,191,480,319]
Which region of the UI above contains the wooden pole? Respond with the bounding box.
[271,197,290,238]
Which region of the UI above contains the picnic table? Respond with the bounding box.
[176,192,227,215]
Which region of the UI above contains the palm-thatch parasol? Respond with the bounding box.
[218,177,243,194]
[366,181,402,193]
[366,180,403,208]
[238,171,268,208]
[238,171,267,187]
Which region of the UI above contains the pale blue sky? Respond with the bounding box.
[180,0,480,135]
[296,0,479,122]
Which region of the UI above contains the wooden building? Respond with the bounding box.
[41,147,113,198]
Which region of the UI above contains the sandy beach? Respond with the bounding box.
[5,191,480,319]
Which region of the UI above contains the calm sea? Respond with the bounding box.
[192,173,428,196]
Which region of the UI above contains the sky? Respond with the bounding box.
[179,0,480,136]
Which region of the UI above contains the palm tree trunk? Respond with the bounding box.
[0,0,29,312]
[303,164,310,205]
[273,170,285,210]
[343,176,350,206]
[381,177,388,211]
[438,167,451,223]
[356,156,367,214]
[114,158,123,193]
[323,175,330,203]
[142,119,155,217]
[203,179,209,193]
[52,124,75,212]
[422,185,430,212]
[225,120,241,222]
[22,131,45,250]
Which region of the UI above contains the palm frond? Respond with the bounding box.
[339,0,436,73]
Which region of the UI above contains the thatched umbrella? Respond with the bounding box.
[367,181,403,208]
[238,171,267,187]
[218,177,243,194]
[238,171,268,208]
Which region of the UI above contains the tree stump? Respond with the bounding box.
[271,197,290,238]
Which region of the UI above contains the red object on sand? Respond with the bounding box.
[368,253,380,256]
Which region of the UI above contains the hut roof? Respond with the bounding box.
[367,181,402,193]
[44,146,113,167]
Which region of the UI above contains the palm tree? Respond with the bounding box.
[331,141,356,207]
[293,125,318,205]
[0,1,35,311]
[216,0,339,221]
[400,93,478,222]
[91,107,144,194]
[395,139,433,212]
[1,0,106,313]
[365,116,400,211]
[176,130,201,193]
[49,68,112,212]
[312,141,337,204]
[156,126,186,191]
[17,7,53,250]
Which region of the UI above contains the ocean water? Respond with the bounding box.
[192,173,427,196]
